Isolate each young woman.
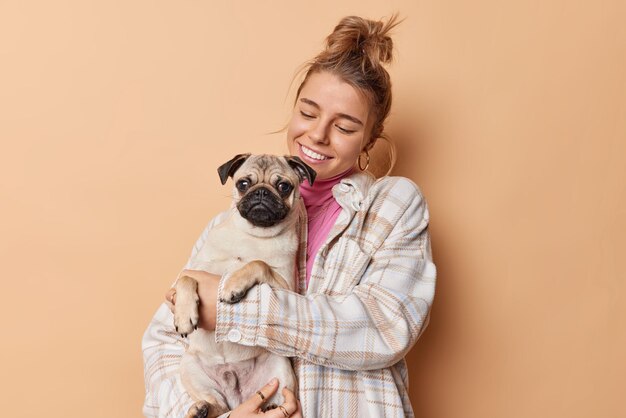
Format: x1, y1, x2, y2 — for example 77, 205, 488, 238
143, 15, 436, 418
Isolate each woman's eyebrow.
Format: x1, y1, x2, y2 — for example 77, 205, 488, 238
300, 97, 320, 109
337, 113, 363, 126
299, 97, 363, 126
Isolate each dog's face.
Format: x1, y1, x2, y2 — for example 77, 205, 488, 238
218, 154, 316, 228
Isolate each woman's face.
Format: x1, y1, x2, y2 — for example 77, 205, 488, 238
287, 71, 373, 180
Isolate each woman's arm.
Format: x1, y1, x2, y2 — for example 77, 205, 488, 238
213, 178, 436, 371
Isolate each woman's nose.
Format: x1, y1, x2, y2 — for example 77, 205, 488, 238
308, 122, 329, 144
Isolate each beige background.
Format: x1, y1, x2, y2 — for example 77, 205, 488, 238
1, 1, 624, 417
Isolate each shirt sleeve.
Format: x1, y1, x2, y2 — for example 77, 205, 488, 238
142, 304, 194, 418
142, 211, 231, 418
214, 178, 436, 371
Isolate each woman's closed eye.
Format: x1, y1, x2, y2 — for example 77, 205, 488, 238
335, 125, 356, 134
299, 108, 356, 134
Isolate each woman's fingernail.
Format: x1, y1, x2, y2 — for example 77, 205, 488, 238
268, 377, 278, 385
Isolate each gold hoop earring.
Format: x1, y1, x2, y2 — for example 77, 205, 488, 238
358, 150, 370, 171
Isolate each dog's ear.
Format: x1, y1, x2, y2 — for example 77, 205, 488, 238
285, 156, 316, 186
217, 153, 251, 185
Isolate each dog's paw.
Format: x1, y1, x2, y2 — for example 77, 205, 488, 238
220, 288, 248, 304
262, 387, 287, 412
220, 275, 254, 304
185, 401, 210, 418
185, 400, 228, 418
261, 403, 279, 412
174, 293, 199, 338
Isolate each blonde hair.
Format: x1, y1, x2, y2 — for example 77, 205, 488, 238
294, 15, 401, 174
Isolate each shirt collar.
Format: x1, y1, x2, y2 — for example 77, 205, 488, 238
331, 170, 376, 212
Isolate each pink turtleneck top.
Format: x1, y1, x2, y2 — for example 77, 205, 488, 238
299, 167, 355, 288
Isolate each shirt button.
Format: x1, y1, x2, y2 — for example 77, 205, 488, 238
227, 329, 242, 343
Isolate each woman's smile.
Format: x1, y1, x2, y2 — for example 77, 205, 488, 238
298, 143, 332, 163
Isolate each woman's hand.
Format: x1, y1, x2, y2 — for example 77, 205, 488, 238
230, 378, 302, 418
165, 269, 221, 331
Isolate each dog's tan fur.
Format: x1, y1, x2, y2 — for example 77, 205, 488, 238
173, 155, 311, 418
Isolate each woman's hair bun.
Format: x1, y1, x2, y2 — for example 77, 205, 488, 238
323, 15, 400, 69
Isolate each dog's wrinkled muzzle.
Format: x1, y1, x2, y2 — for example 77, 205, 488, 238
237, 187, 289, 227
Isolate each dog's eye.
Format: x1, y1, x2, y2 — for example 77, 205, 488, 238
277, 182, 293, 197
236, 179, 250, 192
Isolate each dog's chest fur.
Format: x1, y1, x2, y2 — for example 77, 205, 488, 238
184, 209, 298, 363
188, 210, 298, 282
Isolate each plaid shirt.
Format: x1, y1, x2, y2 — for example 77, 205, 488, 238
142, 171, 436, 418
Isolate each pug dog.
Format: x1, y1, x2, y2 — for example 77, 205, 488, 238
173, 153, 316, 418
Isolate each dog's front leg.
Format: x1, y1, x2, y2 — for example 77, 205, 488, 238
174, 275, 200, 337
221, 260, 289, 304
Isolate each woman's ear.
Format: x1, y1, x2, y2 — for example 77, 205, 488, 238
363, 137, 377, 152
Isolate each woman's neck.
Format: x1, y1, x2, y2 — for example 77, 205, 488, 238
299, 167, 355, 208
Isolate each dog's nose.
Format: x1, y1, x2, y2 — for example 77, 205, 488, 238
254, 188, 269, 198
